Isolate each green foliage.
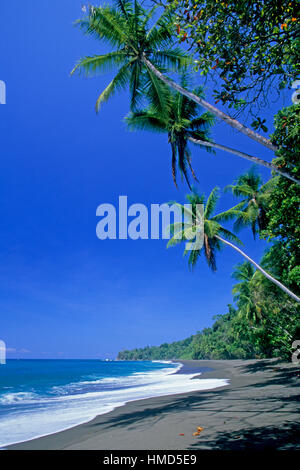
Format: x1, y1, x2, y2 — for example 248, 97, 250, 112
167, 187, 243, 271
225, 167, 272, 237
251, 118, 268, 133
117, 336, 195, 360
117, 261, 299, 362
125, 73, 215, 188
72, 0, 190, 113
260, 104, 300, 293
164, 0, 299, 113
74, 4, 300, 363
118, 105, 300, 363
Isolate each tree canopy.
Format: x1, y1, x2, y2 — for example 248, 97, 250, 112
161, 0, 299, 117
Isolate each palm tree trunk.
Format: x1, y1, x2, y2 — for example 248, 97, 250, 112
215, 235, 300, 303
188, 137, 300, 185
142, 54, 277, 152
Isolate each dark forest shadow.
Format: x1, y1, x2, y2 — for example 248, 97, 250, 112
188, 422, 300, 450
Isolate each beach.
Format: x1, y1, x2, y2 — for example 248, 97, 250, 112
6, 358, 300, 450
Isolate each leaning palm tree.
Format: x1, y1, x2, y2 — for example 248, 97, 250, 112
71, 0, 189, 115
125, 75, 215, 188
225, 167, 272, 238
167, 187, 300, 303
73, 2, 274, 151
72, 1, 299, 184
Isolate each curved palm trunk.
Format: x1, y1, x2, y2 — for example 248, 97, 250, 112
188, 137, 300, 185
142, 55, 277, 152
215, 235, 300, 303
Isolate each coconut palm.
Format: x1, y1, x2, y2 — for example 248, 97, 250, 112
232, 262, 262, 323
72, 1, 271, 148
126, 78, 299, 186
167, 187, 300, 303
72, 1, 300, 184
71, 0, 189, 115
125, 75, 215, 188
226, 167, 272, 238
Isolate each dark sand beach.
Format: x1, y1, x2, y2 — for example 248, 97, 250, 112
7, 359, 300, 450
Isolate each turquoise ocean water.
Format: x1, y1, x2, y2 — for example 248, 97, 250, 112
0, 359, 228, 447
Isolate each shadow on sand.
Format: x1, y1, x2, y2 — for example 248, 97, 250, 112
89, 360, 299, 450
188, 421, 300, 450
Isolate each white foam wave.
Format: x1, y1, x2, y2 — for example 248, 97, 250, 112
0, 392, 38, 405
0, 363, 228, 448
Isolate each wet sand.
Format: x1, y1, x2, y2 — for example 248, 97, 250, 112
7, 359, 300, 450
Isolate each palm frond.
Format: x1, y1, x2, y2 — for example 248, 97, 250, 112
115, 0, 133, 18
171, 141, 178, 188
218, 227, 243, 245
95, 62, 132, 112
225, 183, 256, 197
232, 262, 255, 281
76, 7, 128, 47
143, 66, 171, 117
129, 61, 143, 110
152, 49, 191, 71
185, 247, 201, 270
204, 186, 220, 218
71, 52, 127, 76
189, 112, 215, 130
177, 136, 191, 189
233, 214, 249, 233
212, 201, 247, 222
145, 9, 174, 48
125, 111, 166, 133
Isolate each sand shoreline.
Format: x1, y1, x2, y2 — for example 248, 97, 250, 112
6, 359, 300, 450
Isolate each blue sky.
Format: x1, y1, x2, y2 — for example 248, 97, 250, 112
0, 1, 291, 359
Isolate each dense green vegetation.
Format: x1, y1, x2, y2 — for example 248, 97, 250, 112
118, 105, 300, 361
118, 273, 299, 362
117, 298, 299, 361
161, 0, 299, 117
126, 73, 215, 188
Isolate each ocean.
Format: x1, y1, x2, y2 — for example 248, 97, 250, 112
0, 359, 228, 447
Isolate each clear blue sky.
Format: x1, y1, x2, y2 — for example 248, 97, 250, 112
0, 1, 291, 359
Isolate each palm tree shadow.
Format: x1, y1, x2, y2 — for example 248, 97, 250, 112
88, 361, 299, 450
239, 359, 283, 373
90, 388, 230, 430
188, 422, 300, 450
238, 360, 300, 388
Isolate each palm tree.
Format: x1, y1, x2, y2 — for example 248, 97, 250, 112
125, 75, 215, 188
71, 1, 272, 148
71, 0, 189, 115
142, 54, 277, 151
232, 262, 261, 323
225, 167, 271, 238
126, 77, 298, 186
72, 1, 300, 185
187, 137, 299, 184
167, 187, 300, 303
